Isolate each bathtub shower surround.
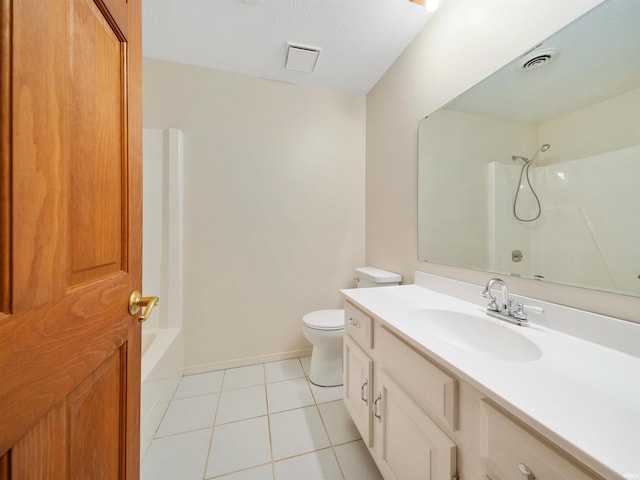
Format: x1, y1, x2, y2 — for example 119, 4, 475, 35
141, 128, 185, 460
488, 144, 640, 294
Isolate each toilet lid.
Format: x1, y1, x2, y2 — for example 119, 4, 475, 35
303, 309, 344, 331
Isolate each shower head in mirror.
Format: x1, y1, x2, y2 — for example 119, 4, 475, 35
512, 143, 551, 165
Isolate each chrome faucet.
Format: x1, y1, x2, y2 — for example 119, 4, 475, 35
481, 278, 529, 326
482, 278, 511, 315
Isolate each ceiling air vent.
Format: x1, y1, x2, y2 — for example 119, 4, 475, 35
285, 43, 321, 73
518, 48, 560, 72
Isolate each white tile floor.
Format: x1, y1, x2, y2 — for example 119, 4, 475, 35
141, 357, 384, 480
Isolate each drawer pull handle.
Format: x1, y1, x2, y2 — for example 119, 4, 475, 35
373, 394, 382, 422
360, 380, 369, 405
518, 463, 535, 480
348, 317, 360, 328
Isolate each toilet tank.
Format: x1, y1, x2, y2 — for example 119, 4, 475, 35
354, 267, 402, 288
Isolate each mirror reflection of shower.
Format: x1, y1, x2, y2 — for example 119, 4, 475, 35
511, 144, 551, 222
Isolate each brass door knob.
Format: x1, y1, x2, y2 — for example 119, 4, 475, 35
128, 291, 159, 323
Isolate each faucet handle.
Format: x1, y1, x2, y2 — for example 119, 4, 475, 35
481, 288, 499, 311
486, 296, 499, 312
488, 299, 500, 312
512, 302, 528, 321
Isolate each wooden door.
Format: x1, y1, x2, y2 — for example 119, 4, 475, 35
0, 0, 142, 478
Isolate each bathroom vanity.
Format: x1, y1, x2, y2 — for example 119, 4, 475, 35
342, 273, 640, 480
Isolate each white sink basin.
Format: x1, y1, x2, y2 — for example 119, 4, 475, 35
407, 309, 543, 362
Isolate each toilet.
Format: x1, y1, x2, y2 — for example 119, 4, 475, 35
302, 267, 402, 387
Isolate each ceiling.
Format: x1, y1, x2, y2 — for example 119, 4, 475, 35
142, 0, 438, 95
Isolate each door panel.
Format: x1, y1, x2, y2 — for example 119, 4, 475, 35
11, 404, 66, 479
69, 0, 126, 287
0, 0, 142, 478
0, 454, 8, 480
10, 0, 69, 311
9, 347, 126, 479
67, 350, 123, 479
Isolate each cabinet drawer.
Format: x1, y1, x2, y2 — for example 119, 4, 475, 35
344, 301, 373, 350
377, 326, 457, 431
484, 401, 602, 480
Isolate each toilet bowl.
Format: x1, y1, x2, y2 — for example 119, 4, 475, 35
303, 309, 345, 387
302, 267, 402, 387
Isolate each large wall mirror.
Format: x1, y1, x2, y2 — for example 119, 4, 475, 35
418, 0, 640, 297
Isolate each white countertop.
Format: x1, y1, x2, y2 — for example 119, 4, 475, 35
341, 283, 640, 480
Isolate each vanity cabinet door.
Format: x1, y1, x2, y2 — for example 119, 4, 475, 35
344, 334, 374, 447
374, 370, 457, 480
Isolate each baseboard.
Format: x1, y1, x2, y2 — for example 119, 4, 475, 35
183, 348, 314, 376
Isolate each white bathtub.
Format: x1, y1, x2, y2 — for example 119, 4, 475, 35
140, 328, 184, 461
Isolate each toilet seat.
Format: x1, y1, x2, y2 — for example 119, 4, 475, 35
302, 309, 344, 331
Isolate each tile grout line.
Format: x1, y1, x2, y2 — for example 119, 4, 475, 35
207, 363, 271, 479
262, 361, 277, 480
208, 462, 273, 479
312, 382, 348, 480
270, 358, 306, 479
201, 368, 226, 480
148, 376, 182, 445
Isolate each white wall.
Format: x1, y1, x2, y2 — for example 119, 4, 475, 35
540, 87, 640, 163
366, 0, 640, 322
143, 59, 366, 371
